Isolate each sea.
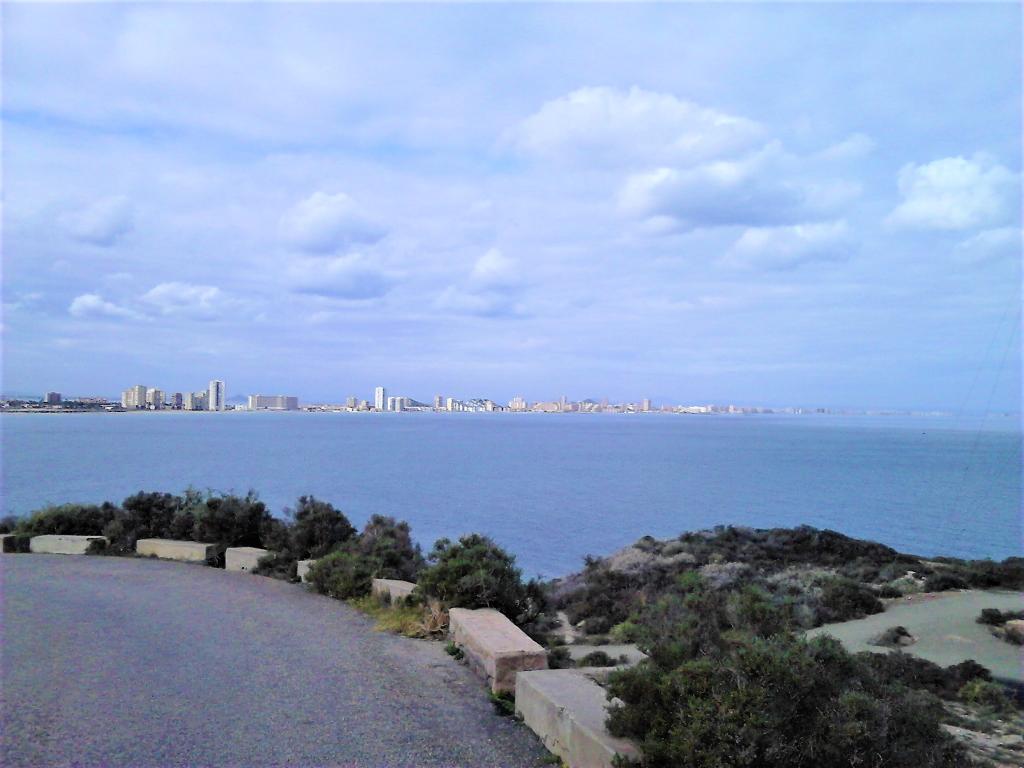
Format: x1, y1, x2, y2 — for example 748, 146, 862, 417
1, 412, 1020, 577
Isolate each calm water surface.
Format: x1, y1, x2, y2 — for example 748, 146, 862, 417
2, 412, 1020, 576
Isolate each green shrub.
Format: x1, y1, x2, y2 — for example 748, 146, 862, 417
923, 572, 969, 592
488, 691, 516, 717
101, 490, 199, 554
547, 646, 573, 669
191, 491, 271, 550
610, 620, 642, 643
578, 650, 617, 667
607, 634, 969, 768
959, 679, 1014, 713
347, 515, 425, 582
858, 653, 990, 700
16, 502, 120, 537
288, 496, 356, 559
818, 577, 884, 622
417, 533, 544, 624
977, 608, 1024, 626
308, 549, 375, 599
445, 641, 464, 660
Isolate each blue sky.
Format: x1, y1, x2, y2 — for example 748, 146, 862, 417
2, 2, 1020, 410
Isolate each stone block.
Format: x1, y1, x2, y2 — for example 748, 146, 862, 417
297, 559, 315, 583
515, 669, 640, 768
1004, 619, 1024, 645
225, 547, 272, 573
136, 538, 216, 563
448, 607, 548, 693
371, 578, 417, 604
29, 534, 108, 555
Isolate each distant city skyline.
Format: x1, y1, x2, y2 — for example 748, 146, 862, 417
2, 3, 1020, 412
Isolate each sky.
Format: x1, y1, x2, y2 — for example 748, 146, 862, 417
1, 2, 1021, 411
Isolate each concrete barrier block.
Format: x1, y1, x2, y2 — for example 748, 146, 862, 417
29, 534, 108, 555
448, 607, 548, 694
136, 538, 216, 563
371, 578, 416, 603
225, 547, 272, 573
297, 559, 315, 583
515, 669, 640, 768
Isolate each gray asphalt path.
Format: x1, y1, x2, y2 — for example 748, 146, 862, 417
0, 555, 550, 767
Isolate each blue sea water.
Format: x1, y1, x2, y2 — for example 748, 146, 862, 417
1, 412, 1020, 577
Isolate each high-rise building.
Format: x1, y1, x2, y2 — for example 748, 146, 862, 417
345, 396, 358, 409
642, 398, 652, 412
146, 388, 164, 410
44, 392, 62, 405
374, 386, 387, 411
509, 395, 527, 411
122, 384, 148, 409
208, 380, 225, 411
433, 394, 443, 410
185, 391, 208, 411
168, 392, 183, 410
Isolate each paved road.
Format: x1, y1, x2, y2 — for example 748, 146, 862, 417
0, 555, 550, 767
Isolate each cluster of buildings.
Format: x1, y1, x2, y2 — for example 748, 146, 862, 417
306, 387, 806, 416
118, 381, 302, 412
121, 380, 225, 411
8, 384, 927, 418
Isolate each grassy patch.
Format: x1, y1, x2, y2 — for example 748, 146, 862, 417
348, 595, 447, 639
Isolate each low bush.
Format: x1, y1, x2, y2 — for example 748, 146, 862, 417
308, 550, 375, 599
959, 679, 1014, 713
870, 625, 914, 648
417, 533, 545, 625
818, 577, 885, 622
578, 650, 617, 667
923, 572, 969, 592
547, 646, 573, 669
488, 691, 516, 717
347, 515, 425, 582
977, 608, 1024, 626
605, 576, 971, 768
289, 496, 357, 560
15, 502, 120, 537
856, 652, 989, 700
445, 641, 464, 660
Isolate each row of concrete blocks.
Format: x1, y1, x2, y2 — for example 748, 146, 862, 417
137, 539, 275, 572
444, 605, 637, 767
3, 535, 275, 574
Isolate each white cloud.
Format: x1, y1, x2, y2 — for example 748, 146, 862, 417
511, 86, 763, 166
288, 254, 395, 300
953, 227, 1022, 265
436, 248, 526, 317
723, 220, 852, 270
887, 155, 1018, 231
279, 192, 385, 254
468, 248, 523, 292
619, 145, 816, 231
68, 293, 138, 320
141, 282, 223, 316
60, 196, 134, 246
